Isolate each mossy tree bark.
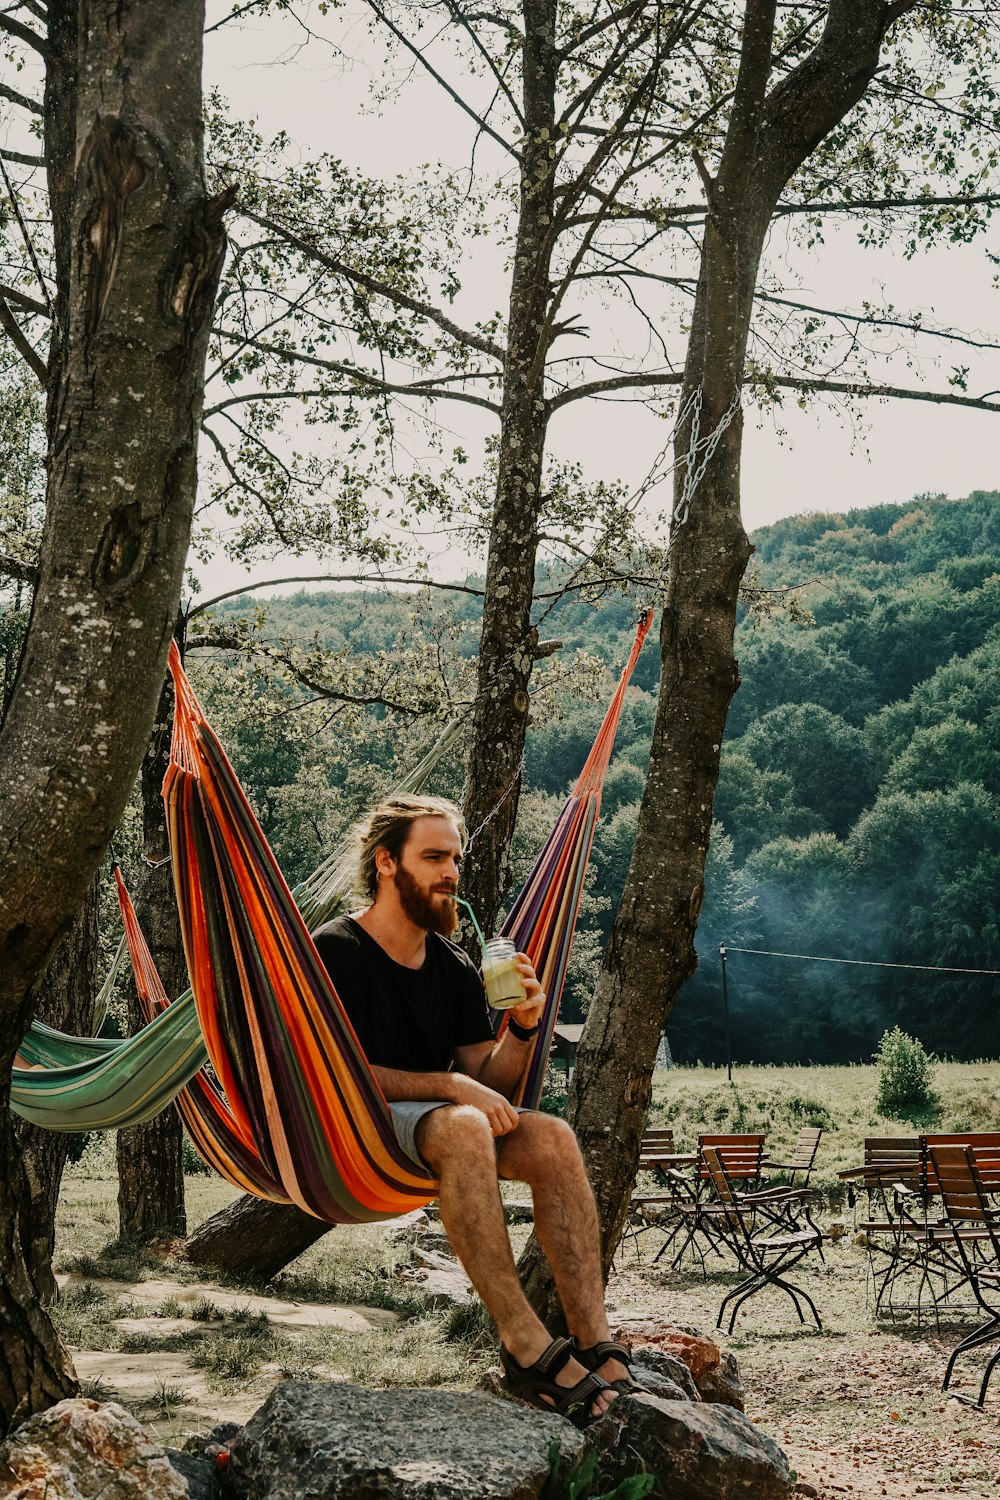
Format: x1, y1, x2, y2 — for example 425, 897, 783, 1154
0, 0, 229, 1425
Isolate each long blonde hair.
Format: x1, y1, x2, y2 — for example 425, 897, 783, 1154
355, 794, 466, 900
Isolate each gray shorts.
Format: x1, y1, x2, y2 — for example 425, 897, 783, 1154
389, 1100, 451, 1175
389, 1099, 530, 1174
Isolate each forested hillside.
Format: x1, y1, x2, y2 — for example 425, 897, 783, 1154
199, 490, 1000, 1066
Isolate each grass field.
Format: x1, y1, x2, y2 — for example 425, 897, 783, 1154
646, 1060, 1000, 1200
51, 1061, 1000, 1499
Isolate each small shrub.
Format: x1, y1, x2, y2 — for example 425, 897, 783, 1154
186, 1294, 221, 1322
874, 1028, 939, 1119
539, 1065, 569, 1117
153, 1381, 191, 1419
66, 1130, 117, 1179
181, 1133, 211, 1176
542, 1442, 654, 1500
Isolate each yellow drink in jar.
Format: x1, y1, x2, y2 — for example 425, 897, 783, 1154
482, 937, 527, 1010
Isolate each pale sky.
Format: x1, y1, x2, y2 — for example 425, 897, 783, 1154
199, 5, 998, 594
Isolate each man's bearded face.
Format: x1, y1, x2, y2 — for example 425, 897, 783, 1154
394, 857, 459, 937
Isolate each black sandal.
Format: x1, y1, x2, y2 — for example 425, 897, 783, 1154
572, 1337, 641, 1394
500, 1337, 612, 1428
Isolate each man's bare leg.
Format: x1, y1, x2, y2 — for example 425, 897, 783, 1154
496, 1113, 631, 1390
417, 1104, 616, 1415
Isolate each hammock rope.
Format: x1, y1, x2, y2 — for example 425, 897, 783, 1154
498, 610, 653, 1105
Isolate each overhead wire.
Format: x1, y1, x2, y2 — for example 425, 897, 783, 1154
723, 945, 1000, 978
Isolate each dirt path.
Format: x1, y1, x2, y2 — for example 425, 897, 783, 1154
57, 1272, 400, 1441
608, 1250, 1000, 1500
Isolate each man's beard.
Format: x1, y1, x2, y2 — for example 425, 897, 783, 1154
395, 862, 459, 937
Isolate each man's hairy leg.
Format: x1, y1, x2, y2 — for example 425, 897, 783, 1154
417, 1104, 615, 1414
496, 1113, 630, 1391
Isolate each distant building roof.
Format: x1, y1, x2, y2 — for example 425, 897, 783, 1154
553, 1023, 584, 1044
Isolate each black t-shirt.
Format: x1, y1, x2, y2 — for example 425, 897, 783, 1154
312, 915, 494, 1072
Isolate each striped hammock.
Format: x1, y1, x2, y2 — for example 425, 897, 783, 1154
10, 722, 462, 1132
160, 612, 652, 1223
496, 613, 653, 1105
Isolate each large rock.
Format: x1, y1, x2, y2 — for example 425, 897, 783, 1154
226, 1380, 585, 1500
615, 1321, 744, 1408
406, 1245, 475, 1308
629, 1349, 700, 1403
696, 1351, 745, 1413
168, 1421, 243, 1500
163, 1447, 214, 1500
0, 1399, 188, 1500
586, 1393, 792, 1500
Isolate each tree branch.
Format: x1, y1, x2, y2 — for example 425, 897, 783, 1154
204, 0, 273, 34
239, 207, 506, 363
445, 0, 524, 124
0, 11, 47, 56
548, 368, 681, 411
548, 367, 1000, 415
754, 289, 1000, 354
0, 149, 45, 168
0, 283, 49, 319
13, 0, 47, 24
774, 191, 1000, 218
0, 79, 42, 115
362, 0, 519, 160
763, 375, 1000, 413
559, 0, 645, 60
0, 553, 37, 586
211, 326, 502, 414
186, 573, 487, 620
0, 294, 46, 383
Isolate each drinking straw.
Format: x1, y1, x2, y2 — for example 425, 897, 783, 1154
452, 896, 489, 953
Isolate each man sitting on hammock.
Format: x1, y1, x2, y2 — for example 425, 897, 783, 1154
313, 793, 634, 1428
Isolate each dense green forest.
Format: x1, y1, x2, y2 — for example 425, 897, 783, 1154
196, 489, 1000, 1066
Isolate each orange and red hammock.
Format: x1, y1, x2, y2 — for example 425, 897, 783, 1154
123, 613, 653, 1224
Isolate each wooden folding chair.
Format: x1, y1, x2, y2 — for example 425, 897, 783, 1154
849, 1136, 924, 1314
754, 1127, 825, 1244
872, 1133, 1000, 1326
898, 1133, 1000, 1322
627, 1128, 690, 1261
702, 1147, 824, 1334
927, 1144, 1000, 1407
763, 1125, 823, 1189
660, 1133, 766, 1270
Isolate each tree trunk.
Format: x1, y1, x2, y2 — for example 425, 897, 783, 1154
0, 0, 228, 1425
14, 878, 100, 1304
184, 1195, 330, 1282
460, 0, 558, 935
521, 0, 915, 1320
117, 671, 188, 1242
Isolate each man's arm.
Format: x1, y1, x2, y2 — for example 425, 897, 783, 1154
372, 1063, 520, 1135
373, 953, 547, 1134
